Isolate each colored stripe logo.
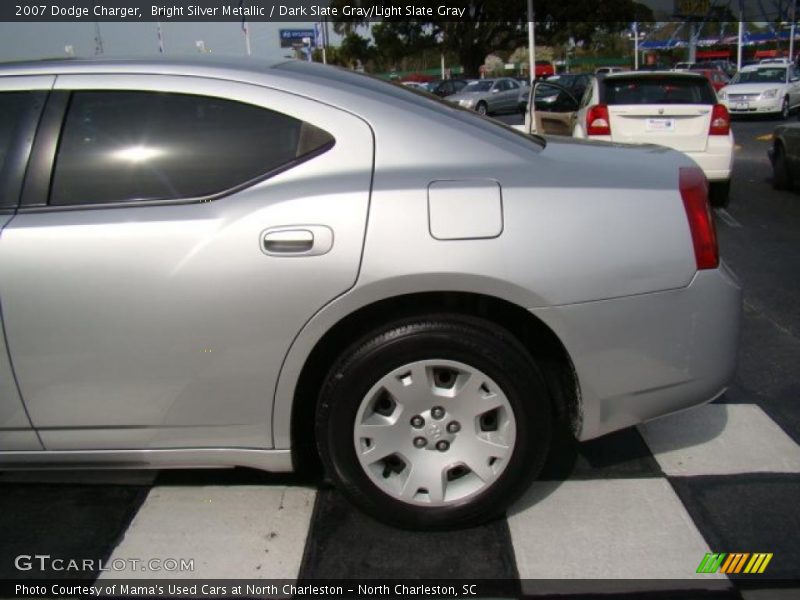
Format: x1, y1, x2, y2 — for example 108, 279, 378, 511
697, 553, 773, 574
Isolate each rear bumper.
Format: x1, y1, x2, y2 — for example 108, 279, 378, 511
531, 263, 742, 441
585, 135, 733, 182
685, 148, 733, 181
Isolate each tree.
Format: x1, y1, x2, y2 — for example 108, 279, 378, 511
329, 0, 654, 76
371, 22, 438, 71
337, 32, 373, 69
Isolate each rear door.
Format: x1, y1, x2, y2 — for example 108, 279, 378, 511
0, 77, 51, 451
529, 81, 580, 135
0, 74, 373, 451
602, 75, 716, 152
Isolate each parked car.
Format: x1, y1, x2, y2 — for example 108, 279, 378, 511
428, 78, 469, 98
690, 68, 731, 92
673, 62, 699, 71
0, 57, 741, 529
768, 122, 800, 190
518, 73, 592, 114
521, 80, 583, 136
595, 66, 628, 75
698, 60, 737, 78
718, 64, 800, 119
534, 60, 556, 78
759, 57, 791, 65
445, 77, 522, 115
401, 81, 430, 91
568, 71, 734, 206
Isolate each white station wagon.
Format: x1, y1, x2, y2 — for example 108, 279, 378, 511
573, 72, 734, 207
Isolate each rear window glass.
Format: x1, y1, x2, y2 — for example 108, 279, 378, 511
464, 81, 493, 92
51, 91, 334, 206
602, 77, 717, 105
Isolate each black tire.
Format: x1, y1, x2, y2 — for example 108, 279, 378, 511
476, 101, 488, 116
780, 96, 790, 120
709, 180, 731, 208
772, 143, 793, 190
315, 315, 553, 530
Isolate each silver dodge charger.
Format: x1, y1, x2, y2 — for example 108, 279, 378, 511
0, 57, 741, 528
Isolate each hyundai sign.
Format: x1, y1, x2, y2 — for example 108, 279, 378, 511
279, 28, 315, 48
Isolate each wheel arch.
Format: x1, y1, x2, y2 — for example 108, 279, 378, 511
279, 290, 581, 475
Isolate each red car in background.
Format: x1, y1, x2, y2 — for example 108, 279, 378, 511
535, 60, 555, 78
690, 68, 730, 92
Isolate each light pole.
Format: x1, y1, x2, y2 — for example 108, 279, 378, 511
790, 0, 797, 63
737, 0, 744, 71
527, 0, 535, 83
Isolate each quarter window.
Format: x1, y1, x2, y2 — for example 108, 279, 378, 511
1, 91, 44, 209
51, 91, 334, 206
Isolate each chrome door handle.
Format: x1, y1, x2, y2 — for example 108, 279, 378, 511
261, 226, 333, 257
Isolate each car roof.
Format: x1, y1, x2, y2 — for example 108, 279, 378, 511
604, 70, 706, 79
741, 64, 787, 72
0, 56, 542, 148
0, 55, 289, 78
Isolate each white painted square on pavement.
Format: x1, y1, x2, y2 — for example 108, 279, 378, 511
507, 479, 724, 584
638, 404, 800, 476
100, 486, 316, 579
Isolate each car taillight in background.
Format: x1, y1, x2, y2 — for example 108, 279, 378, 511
587, 104, 611, 136
709, 104, 730, 135
679, 166, 719, 270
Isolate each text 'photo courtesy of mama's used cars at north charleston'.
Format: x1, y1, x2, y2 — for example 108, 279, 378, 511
0, 57, 740, 530
524, 71, 735, 207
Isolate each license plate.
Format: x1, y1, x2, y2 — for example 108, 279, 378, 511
646, 118, 675, 131
734, 102, 749, 110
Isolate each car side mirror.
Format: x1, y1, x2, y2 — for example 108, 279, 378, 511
491, 88, 500, 93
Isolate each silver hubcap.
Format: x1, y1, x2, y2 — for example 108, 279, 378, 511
353, 359, 516, 506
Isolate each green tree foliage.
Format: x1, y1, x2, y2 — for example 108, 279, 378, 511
372, 22, 438, 68
337, 32, 373, 68
329, 0, 654, 76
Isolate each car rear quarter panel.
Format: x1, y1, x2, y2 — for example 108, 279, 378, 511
273, 95, 710, 447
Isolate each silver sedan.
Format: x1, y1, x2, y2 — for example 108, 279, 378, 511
445, 77, 523, 115
0, 57, 741, 529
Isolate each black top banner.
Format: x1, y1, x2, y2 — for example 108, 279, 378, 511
0, 0, 795, 23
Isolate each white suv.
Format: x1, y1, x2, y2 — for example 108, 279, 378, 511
573, 71, 734, 206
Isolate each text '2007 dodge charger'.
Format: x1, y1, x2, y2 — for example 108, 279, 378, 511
0, 58, 741, 528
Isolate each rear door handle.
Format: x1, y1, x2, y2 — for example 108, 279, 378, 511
261, 226, 333, 257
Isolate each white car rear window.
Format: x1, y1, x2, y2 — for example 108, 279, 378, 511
602, 77, 717, 105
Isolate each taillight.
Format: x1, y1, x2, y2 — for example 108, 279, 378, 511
709, 103, 730, 135
679, 167, 719, 270
586, 104, 611, 136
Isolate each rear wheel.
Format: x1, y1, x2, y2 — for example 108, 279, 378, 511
316, 316, 552, 529
772, 143, 793, 190
709, 180, 731, 208
476, 102, 488, 116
